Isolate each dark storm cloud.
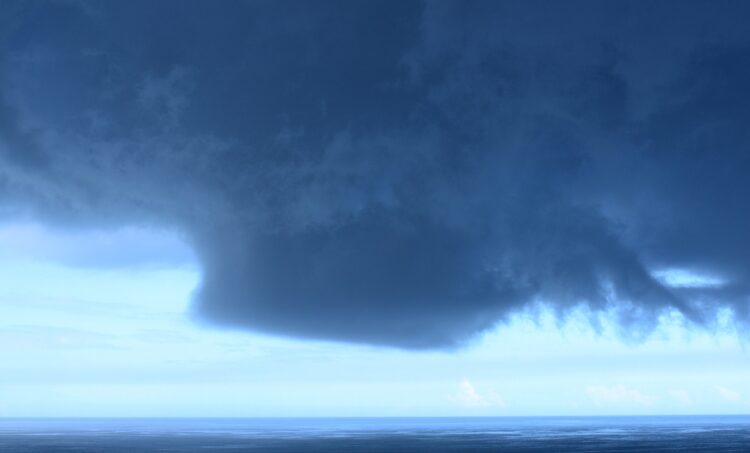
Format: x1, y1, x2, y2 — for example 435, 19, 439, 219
1, 0, 749, 348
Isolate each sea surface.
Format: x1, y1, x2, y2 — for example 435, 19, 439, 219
0, 416, 749, 452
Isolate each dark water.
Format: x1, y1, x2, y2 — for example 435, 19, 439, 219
1, 416, 749, 452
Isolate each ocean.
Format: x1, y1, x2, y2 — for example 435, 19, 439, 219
0, 416, 749, 452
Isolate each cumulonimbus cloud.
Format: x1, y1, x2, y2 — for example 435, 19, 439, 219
1, 1, 749, 348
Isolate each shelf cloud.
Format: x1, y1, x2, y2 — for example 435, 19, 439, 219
1, 1, 749, 348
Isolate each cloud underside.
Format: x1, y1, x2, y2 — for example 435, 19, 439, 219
1, 1, 750, 348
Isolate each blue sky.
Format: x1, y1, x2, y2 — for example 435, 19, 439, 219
1, 222, 748, 417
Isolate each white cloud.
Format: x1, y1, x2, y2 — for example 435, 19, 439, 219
586, 384, 656, 406
653, 268, 726, 289
668, 389, 692, 405
452, 379, 506, 408
715, 386, 741, 402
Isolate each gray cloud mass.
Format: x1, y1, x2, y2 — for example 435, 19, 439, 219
1, 1, 749, 348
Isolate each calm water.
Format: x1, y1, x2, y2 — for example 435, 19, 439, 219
1, 416, 749, 452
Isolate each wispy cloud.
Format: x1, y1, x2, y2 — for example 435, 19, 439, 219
452, 379, 506, 408
0, 325, 120, 350
0, 222, 195, 269
715, 386, 741, 402
668, 389, 692, 405
586, 385, 656, 406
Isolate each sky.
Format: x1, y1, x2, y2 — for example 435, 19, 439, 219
0, 221, 748, 417
2, 0, 750, 416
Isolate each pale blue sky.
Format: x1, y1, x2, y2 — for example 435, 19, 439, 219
0, 222, 748, 417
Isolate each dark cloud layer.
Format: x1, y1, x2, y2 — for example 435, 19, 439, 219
1, 1, 750, 348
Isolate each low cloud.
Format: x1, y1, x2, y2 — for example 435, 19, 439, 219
1, 1, 749, 348
452, 379, 506, 408
668, 389, 692, 405
0, 222, 195, 268
586, 385, 656, 407
715, 386, 741, 403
